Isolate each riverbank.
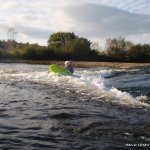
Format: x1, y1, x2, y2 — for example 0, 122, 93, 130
0, 59, 150, 69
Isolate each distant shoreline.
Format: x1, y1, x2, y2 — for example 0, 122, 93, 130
0, 59, 150, 69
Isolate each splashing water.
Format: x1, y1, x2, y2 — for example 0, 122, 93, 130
0, 64, 149, 107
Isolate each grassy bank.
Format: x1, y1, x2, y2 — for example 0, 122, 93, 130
73, 62, 150, 69
0, 59, 150, 69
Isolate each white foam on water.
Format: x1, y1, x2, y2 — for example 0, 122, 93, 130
47, 69, 149, 107
0, 68, 149, 107
73, 70, 149, 107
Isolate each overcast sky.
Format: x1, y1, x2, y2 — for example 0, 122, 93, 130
0, 0, 150, 46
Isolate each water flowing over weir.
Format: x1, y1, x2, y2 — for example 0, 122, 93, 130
0, 63, 150, 150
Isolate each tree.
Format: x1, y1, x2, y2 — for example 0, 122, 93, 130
7, 28, 17, 41
106, 37, 133, 60
7, 28, 18, 50
127, 44, 150, 62
47, 32, 93, 60
47, 32, 77, 51
63, 38, 92, 60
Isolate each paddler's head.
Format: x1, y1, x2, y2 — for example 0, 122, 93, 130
65, 61, 72, 67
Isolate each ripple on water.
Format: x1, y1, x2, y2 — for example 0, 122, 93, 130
0, 64, 150, 149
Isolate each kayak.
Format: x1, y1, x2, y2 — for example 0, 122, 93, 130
49, 64, 73, 76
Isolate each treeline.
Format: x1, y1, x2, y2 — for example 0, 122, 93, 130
105, 37, 150, 62
0, 32, 150, 62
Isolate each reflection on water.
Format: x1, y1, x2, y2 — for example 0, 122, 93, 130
0, 63, 150, 150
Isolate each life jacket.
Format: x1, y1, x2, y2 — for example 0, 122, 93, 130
68, 67, 74, 73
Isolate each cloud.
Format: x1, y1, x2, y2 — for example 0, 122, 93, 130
0, 0, 150, 45
62, 3, 150, 39
16, 25, 52, 39
0, 23, 10, 31
0, 0, 21, 9
87, 0, 150, 15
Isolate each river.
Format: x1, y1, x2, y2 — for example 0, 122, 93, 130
0, 63, 150, 150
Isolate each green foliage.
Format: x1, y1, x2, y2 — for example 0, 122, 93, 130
0, 33, 150, 62
106, 37, 133, 60
0, 41, 5, 49
9, 50, 22, 59
47, 32, 77, 51
65, 38, 91, 54
47, 32, 94, 60
105, 37, 150, 62
127, 44, 150, 62
22, 44, 54, 60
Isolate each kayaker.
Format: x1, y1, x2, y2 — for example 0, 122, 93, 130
64, 61, 74, 73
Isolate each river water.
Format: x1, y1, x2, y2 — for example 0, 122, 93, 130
0, 63, 150, 150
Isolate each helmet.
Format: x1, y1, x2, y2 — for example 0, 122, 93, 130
65, 61, 72, 67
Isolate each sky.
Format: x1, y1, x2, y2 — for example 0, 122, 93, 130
0, 0, 150, 47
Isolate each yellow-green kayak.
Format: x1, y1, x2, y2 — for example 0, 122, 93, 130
49, 64, 73, 76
